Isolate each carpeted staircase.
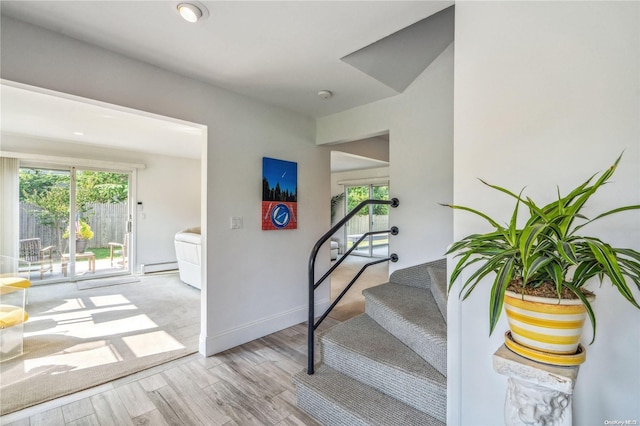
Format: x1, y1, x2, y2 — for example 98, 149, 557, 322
293, 259, 447, 425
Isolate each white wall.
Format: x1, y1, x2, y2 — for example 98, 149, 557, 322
134, 154, 201, 268
452, 2, 640, 424
1, 17, 331, 356
1, 133, 201, 272
317, 44, 454, 273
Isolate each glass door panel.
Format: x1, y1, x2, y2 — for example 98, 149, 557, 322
344, 184, 389, 257
345, 185, 371, 256
74, 169, 131, 278
371, 185, 389, 258
19, 167, 71, 283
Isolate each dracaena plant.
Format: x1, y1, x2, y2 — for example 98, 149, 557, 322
443, 154, 640, 342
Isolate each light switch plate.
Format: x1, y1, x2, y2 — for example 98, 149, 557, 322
231, 216, 243, 229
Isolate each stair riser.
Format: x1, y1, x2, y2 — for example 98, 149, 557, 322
366, 299, 447, 377
389, 263, 431, 289
293, 367, 445, 426
296, 383, 368, 426
322, 340, 446, 422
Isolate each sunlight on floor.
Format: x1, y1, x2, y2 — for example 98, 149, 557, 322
1, 274, 200, 416
49, 298, 87, 312
23, 341, 123, 373
21, 293, 185, 372
20, 295, 183, 373
122, 330, 185, 357
27, 311, 158, 339
42, 295, 131, 315
89, 294, 130, 307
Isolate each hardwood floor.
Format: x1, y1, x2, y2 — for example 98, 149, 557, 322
1, 319, 339, 426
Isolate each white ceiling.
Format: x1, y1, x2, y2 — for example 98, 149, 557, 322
0, 0, 453, 118
1, 83, 205, 159
0, 1, 453, 165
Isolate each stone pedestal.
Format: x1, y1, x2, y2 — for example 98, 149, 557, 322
493, 345, 580, 426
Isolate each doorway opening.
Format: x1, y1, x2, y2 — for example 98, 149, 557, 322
329, 133, 390, 260
3, 81, 208, 368
328, 133, 390, 321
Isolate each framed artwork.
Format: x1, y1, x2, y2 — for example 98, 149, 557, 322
262, 157, 298, 230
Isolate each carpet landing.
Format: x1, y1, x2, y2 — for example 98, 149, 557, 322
0, 273, 200, 415
328, 255, 389, 322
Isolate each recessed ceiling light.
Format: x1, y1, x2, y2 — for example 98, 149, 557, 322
177, 3, 203, 23
318, 90, 333, 100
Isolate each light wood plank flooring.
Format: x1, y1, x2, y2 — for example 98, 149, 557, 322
1, 319, 338, 426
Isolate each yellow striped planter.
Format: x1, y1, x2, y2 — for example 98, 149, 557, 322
504, 290, 594, 361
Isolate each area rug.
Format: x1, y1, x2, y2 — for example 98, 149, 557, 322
0, 272, 200, 415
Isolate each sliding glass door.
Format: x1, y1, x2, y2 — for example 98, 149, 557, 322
74, 169, 131, 278
19, 165, 131, 282
344, 184, 390, 258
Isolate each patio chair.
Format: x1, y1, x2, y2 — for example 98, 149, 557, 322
109, 233, 129, 268
18, 238, 54, 280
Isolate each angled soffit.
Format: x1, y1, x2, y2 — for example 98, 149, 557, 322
331, 151, 389, 173
341, 5, 454, 93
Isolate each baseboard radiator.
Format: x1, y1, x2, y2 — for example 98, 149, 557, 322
140, 262, 178, 274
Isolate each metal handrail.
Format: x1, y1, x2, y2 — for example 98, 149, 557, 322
313, 228, 398, 291
307, 198, 399, 374
312, 254, 398, 332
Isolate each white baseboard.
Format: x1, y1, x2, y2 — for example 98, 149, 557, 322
199, 299, 331, 357
140, 261, 178, 274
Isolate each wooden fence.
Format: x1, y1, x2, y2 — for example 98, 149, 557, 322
19, 202, 128, 252
345, 215, 389, 235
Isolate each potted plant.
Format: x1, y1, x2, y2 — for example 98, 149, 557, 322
443, 154, 640, 365
331, 193, 345, 224
63, 220, 94, 253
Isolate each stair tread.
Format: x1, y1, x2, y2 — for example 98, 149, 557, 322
364, 283, 447, 341
388, 259, 446, 290
364, 283, 446, 375
322, 313, 445, 382
293, 365, 445, 426
321, 314, 446, 422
